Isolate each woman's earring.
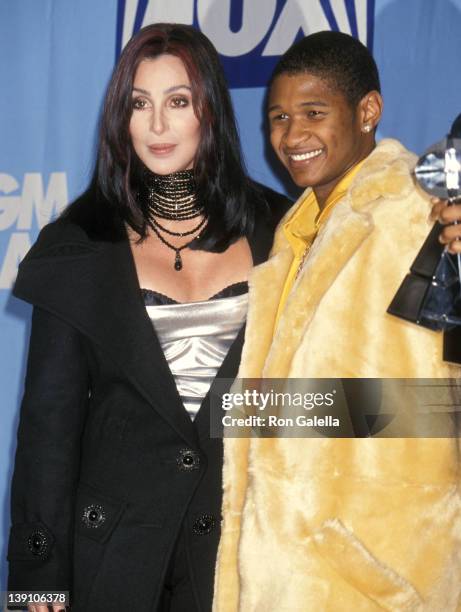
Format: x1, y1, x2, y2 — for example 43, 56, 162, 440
362, 124, 372, 133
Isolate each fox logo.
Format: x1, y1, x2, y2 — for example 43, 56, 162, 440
116, 0, 374, 88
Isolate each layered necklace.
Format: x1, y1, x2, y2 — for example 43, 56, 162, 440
141, 168, 206, 271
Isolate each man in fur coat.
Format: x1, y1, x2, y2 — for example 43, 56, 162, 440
213, 32, 461, 611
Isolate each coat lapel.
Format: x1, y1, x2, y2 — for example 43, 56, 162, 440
244, 139, 419, 378
14, 207, 282, 446
264, 202, 373, 377
237, 249, 293, 378
14, 234, 199, 448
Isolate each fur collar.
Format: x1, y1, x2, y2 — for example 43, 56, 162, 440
239, 139, 419, 379
271, 139, 417, 255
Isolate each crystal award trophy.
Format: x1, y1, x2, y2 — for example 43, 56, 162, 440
388, 114, 461, 331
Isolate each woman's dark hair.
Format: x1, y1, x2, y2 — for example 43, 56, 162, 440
270, 31, 381, 107
93, 23, 260, 250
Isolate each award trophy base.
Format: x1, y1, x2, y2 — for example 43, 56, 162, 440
388, 222, 461, 331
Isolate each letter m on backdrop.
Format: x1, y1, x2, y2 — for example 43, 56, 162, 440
116, 0, 375, 88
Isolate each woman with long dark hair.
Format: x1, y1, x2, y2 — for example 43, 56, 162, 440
7, 24, 289, 612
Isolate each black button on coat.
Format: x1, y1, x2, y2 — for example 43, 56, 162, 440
7, 185, 291, 611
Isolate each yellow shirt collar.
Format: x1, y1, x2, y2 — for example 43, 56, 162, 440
283, 159, 366, 258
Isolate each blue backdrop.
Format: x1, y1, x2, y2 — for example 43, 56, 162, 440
1, 0, 461, 588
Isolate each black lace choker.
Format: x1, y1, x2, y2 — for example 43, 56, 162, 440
139, 168, 206, 271
142, 168, 203, 221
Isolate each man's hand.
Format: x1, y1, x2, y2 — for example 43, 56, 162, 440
430, 197, 461, 253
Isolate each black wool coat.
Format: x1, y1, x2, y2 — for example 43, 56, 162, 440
7, 185, 291, 612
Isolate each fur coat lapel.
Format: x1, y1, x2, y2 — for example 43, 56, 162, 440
239, 139, 418, 379
237, 249, 292, 377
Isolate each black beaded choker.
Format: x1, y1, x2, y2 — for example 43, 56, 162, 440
140, 168, 206, 271
143, 168, 203, 221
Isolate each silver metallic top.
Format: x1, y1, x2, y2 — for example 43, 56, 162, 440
145, 293, 248, 420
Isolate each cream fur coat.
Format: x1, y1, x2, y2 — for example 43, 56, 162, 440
213, 140, 461, 611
